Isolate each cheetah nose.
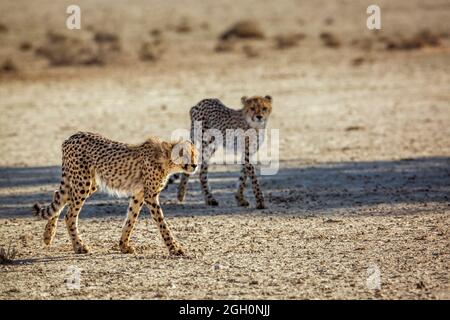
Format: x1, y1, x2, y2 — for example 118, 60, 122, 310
256, 115, 263, 120
191, 164, 197, 169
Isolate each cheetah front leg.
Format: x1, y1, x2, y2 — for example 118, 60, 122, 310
145, 192, 185, 256
119, 191, 144, 254
237, 140, 265, 209
245, 162, 266, 209
65, 204, 90, 254
235, 164, 250, 207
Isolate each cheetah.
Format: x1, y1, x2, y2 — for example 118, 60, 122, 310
177, 95, 272, 209
32, 132, 198, 255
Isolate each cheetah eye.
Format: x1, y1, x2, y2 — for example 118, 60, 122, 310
262, 107, 267, 112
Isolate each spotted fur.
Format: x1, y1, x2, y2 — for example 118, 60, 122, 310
177, 95, 272, 209
32, 132, 198, 255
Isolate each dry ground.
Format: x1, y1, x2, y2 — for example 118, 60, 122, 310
0, 0, 449, 299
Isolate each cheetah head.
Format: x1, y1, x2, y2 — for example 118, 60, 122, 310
241, 95, 273, 128
168, 140, 199, 174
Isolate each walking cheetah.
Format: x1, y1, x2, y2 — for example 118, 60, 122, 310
32, 132, 198, 255
177, 95, 272, 209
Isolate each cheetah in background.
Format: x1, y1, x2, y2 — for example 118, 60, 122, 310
32, 132, 198, 255
178, 95, 273, 209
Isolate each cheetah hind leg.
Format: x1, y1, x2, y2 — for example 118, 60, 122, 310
41, 179, 70, 245
199, 142, 219, 206
65, 179, 95, 254
43, 216, 59, 245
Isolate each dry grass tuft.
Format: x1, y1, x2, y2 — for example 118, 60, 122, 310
139, 40, 165, 62
242, 44, 259, 58
19, 41, 32, 51
351, 38, 374, 51
35, 30, 122, 66
150, 28, 162, 37
0, 59, 18, 73
274, 33, 305, 49
174, 18, 192, 33
350, 57, 365, 67
214, 39, 236, 53
385, 30, 442, 50
93, 31, 120, 44
0, 242, 17, 265
220, 20, 265, 41
0, 22, 9, 33
320, 32, 341, 48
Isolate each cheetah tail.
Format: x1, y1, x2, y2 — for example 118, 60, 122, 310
33, 183, 69, 220
177, 173, 190, 202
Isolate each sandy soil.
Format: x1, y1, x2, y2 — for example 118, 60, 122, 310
0, 0, 449, 299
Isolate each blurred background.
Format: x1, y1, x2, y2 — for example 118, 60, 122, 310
0, 0, 449, 167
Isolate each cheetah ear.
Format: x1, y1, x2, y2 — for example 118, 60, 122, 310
265, 95, 272, 103
241, 96, 248, 105
161, 141, 173, 160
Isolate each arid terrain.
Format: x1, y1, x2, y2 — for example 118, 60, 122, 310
0, 0, 449, 299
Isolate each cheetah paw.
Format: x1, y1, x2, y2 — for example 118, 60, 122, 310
256, 203, 267, 210
43, 236, 54, 246
170, 246, 186, 256
206, 199, 219, 206
236, 198, 250, 207
120, 244, 136, 254
74, 244, 91, 254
